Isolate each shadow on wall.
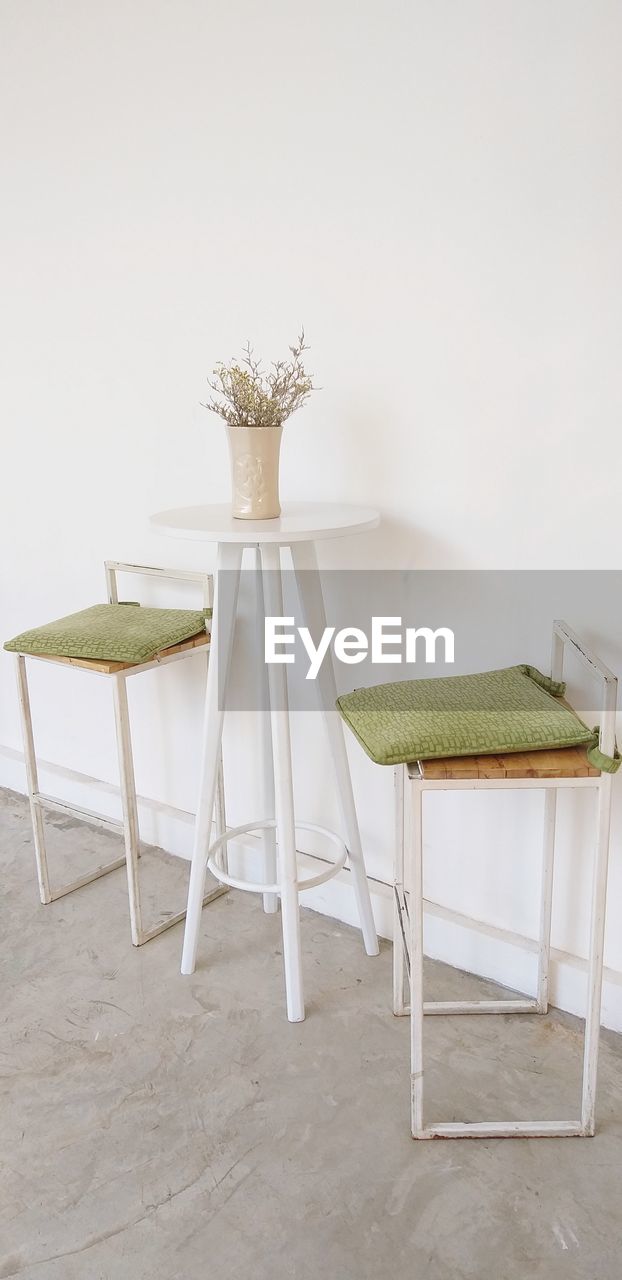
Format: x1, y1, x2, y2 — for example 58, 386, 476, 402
318, 515, 469, 572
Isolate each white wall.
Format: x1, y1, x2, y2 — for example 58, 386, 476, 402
2, 1, 622, 1025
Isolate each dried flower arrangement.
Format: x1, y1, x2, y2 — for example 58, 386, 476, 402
204, 331, 315, 429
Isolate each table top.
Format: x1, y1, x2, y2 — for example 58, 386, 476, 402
150, 502, 380, 545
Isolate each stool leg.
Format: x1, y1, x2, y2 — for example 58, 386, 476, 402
181, 542, 243, 975
15, 655, 51, 904
393, 765, 407, 1015
406, 783, 427, 1136
537, 789, 557, 1013
112, 673, 143, 946
581, 774, 613, 1135
409, 780, 425, 1137
262, 543, 304, 1022
290, 542, 379, 957
255, 547, 278, 914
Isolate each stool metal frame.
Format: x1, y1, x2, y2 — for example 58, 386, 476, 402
393, 621, 617, 1138
13, 561, 227, 946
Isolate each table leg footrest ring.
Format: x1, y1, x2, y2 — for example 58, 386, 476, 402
206, 819, 348, 894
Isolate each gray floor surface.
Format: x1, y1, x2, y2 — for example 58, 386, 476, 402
1, 786, 622, 1280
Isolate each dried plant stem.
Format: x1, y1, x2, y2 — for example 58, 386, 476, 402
204, 331, 315, 429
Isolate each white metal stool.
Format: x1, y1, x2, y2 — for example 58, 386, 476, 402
393, 622, 617, 1138
8, 562, 227, 946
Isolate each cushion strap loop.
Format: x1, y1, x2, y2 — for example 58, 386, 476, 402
520, 665, 566, 699
587, 733, 622, 774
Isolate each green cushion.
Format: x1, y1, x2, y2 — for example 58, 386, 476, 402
337, 665, 599, 767
4, 603, 210, 665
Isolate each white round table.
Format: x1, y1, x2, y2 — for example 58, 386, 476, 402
150, 501, 379, 543
151, 502, 380, 1022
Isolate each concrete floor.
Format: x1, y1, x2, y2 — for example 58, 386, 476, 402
1, 789, 622, 1280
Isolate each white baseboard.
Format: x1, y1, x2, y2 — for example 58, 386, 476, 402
2, 744, 622, 1034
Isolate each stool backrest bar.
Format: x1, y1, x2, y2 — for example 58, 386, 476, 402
104, 561, 213, 612
553, 620, 618, 758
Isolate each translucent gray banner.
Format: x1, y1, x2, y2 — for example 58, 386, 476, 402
216, 570, 622, 714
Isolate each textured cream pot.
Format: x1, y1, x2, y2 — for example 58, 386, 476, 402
226, 424, 283, 519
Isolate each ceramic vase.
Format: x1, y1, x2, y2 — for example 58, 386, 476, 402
226, 424, 283, 519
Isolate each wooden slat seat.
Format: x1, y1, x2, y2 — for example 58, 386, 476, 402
32, 629, 209, 675
410, 745, 600, 781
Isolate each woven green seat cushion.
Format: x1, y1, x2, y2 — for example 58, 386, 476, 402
4, 603, 210, 665
337, 664, 619, 771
